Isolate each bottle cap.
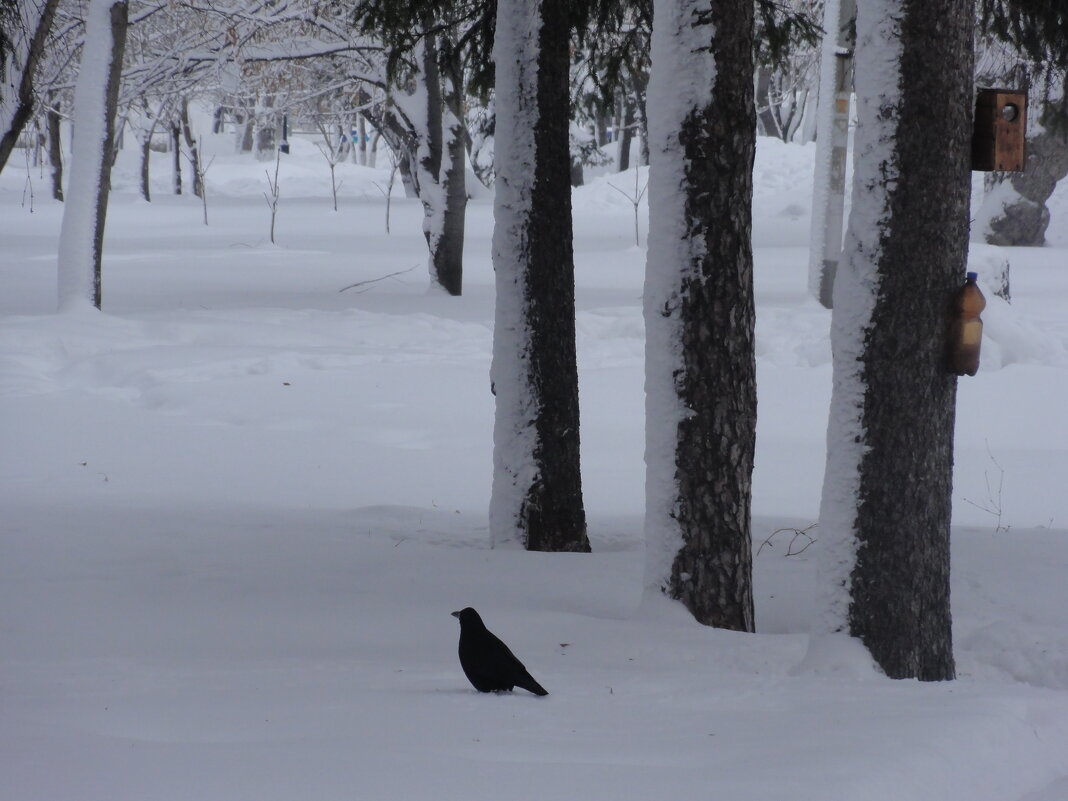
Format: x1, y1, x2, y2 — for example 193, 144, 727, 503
966, 271, 978, 281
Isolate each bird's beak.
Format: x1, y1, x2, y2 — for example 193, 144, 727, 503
451, 610, 461, 619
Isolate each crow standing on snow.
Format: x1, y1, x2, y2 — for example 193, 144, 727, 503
451, 607, 549, 696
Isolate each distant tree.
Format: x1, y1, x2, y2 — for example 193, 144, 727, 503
643, 0, 757, 630
816, 0, 973, 680
753, 0, 821, 142
356, 0, 493, 296
489, 0, 590, 553
0, 0, 61, 172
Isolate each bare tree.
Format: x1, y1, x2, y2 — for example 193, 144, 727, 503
0, 0, 61, 172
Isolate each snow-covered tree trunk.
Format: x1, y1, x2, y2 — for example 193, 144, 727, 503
56, 0, 128, 312
807, 0, 856, 309
414, 33, 466, 296
643, 0, 757, 629
816, 0, 972, 680
0, 0, 61, 172
179, 98, 202, 199
490, 0, 589, 553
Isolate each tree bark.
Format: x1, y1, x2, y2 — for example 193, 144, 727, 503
92, 1, 128, 307
644, 0, 757, 630
490, 0, 590, 553
139, 132, 152, 202
413, 31, 466, 296
0, 0, 61, 172
179, 98, 203, 198
56, 0, 128, 311
47, 96, 63, 201
808, 0, 857, 309
616, 95, 635, 172
171, 122, 182, 195
819, 0, 971, 681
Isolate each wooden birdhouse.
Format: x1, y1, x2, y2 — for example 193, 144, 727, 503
972, 88, 1027, 172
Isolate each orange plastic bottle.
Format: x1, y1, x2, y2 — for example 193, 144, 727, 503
949, 272, 986, 376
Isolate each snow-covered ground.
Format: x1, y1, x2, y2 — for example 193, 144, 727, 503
2, 131, 1067, 800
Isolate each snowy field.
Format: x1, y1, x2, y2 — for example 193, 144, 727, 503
2, 131, 1068, 800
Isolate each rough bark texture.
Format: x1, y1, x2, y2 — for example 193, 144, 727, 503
518, 0, 589, 553
982, 131, 1068, 246
433, 51, 466, 296
666, 0, 757, 631
848, 0, 971, 681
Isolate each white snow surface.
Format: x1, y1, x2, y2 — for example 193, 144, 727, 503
3, 120, 1068, 800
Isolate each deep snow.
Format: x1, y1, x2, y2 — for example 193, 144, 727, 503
2, 127, 1068, 801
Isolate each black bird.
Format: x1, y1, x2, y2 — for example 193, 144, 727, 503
451, 607, 549, 696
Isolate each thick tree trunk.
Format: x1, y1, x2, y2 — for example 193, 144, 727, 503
818, 0, 971, 681
490, 0, 590, 553
644, 0, 757, 630
56, 0, 128, 311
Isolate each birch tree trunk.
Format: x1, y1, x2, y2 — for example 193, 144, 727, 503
490, 0, 589, 553
643, 0, 757, 629
816, 0, 972, 681
56, 0, 128, 312
807, 0, 856, 309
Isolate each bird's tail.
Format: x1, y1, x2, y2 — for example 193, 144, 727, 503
517, 672, 549, 696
